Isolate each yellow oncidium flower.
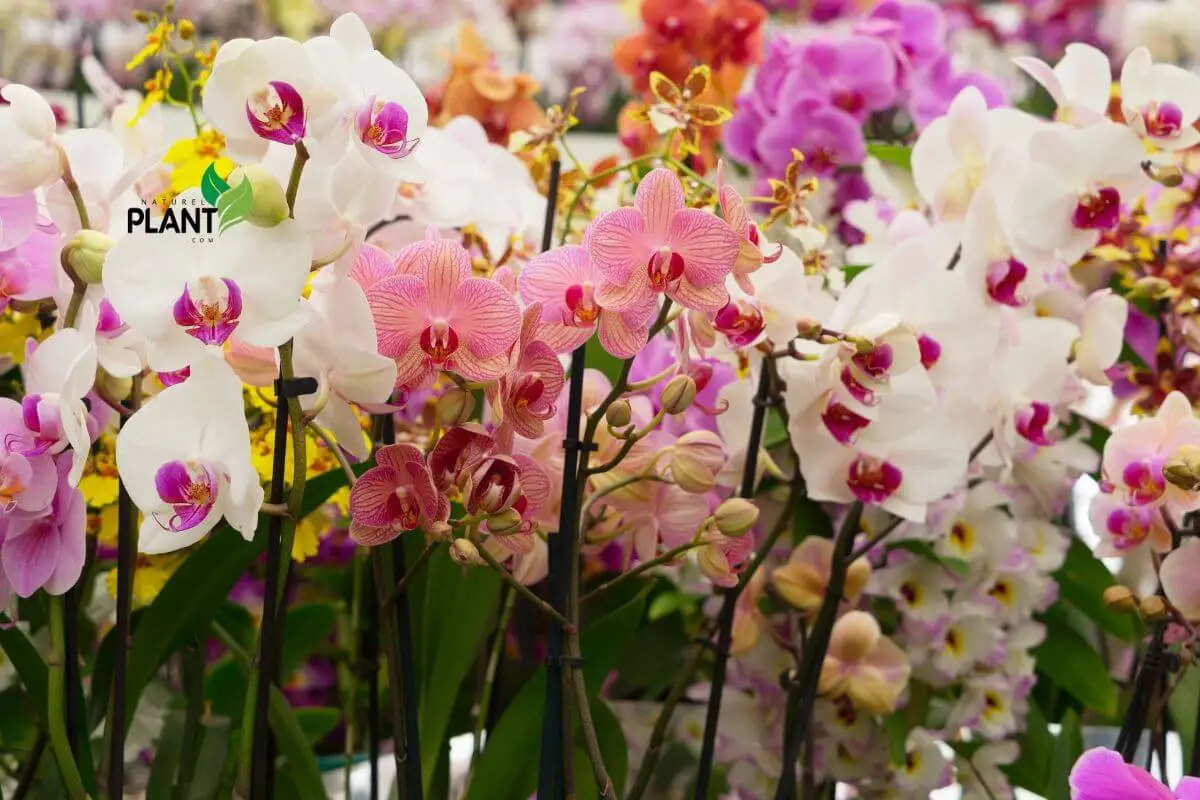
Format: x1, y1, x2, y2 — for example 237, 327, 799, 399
631, 67, 732, 156
509, 87, 585, 162
292, 509, 326, 563
131, 67, 173, 125
0, 311, 44, 366
127, 19, 175, 71
164, 129, 233, 193
195, 40, 220, 87
103, 554, 186, 608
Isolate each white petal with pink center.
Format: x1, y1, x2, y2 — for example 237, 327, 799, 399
1120, 46, 1200, 150
1012, 43, 1113, 127
20, 326, 97, 485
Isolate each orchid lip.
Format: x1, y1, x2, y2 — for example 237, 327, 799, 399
986, 258, 1028, 307
246, 80, 307, 145
355, 96, 420, 159
173, 276, 243, 346
846, 455, 901, 505
1072, 186, 1121, 232
153, 459, 220, 533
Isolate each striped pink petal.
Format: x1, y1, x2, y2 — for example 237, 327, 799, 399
366, 275, 429, 358
350, 244, 397, 290
450, 276, 521, 359
670, 276, 729, 313
668, 209, 741, 288
586, 207, 649, 284
350, 520, 399, 547
376, 443, 425, 475
348, 465, 401, 527
421, 240, 472, 313
450, 349, 510, 383
635, 168, 686, 237
598, 309, 650, 358
594, 271, 652, 312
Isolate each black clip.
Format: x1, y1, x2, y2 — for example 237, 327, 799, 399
752, 394, 783, 408
562, 437, 599, 453
275, 377, 319, 398
546, 655, 586, 668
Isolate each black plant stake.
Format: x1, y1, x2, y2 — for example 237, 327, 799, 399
250, 373, 317, 799
364, 568, 381, 800
694, 365, 775, 799
535, 159, 578, 800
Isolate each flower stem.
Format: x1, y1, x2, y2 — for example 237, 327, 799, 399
478, 545, 576, 632
466, 588, 516, 791
285, 141, 309, 218
370, 545, 412, 798
581, 541, 699, 605
381, 543, 439, 609
46, 596, 86, 800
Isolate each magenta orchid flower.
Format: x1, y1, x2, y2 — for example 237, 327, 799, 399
488, 304, 566, 440
1100, 390, 1200, 513
348, 443, 444, 546
1069, 747, 1200, 799
428, 423, 495, 492
517, 244, 658, 358
586, 168, 740, 314
0, 456, 86, 597
365, 239, 520, 391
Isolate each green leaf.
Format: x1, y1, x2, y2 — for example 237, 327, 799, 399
1006, 698, 1053, 792
1171, 665, 1200, 773
1047, 710, 1083, 800
418, 548, 501, 793
591, 697, 629, 796
1033, 605, 1118, 716
1056, 539, 1141, 641
186, 719, 232, 800
280, 603, 338, 680
843, 264, 871, 284
294, 707, 340, 745
793, 495, 832, 544
146, 707, 187, 800
462, 589, 650, 800
216, 176, 254, 232
0, 619, 48, 716
267, 686, 327, 800
200, 162, 231, 207
866, 143, 912, 171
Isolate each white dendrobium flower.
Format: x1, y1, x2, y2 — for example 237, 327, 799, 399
116, 352, 263, 554
294, 275, 398, 460
0, 84, 63, 194
1119, 46, 1200, 150
20, 326, 97, 485
305, 13, 428, 175
103, 215, 313, 372
201, 37, 338, 163
911, 86, 1043, 222
1013, 42, 1112, 127
1005, 121, 1151, 267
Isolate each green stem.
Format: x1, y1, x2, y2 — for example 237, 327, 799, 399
174, 637, 207, 799
339, 554, 366, 800
47, 597, 86, 800
465, 588, 515, 791
581, 540, 700, 605
381, 543, 439, 609
558, 155, 659, 246
285, 141, 310, 218
477, 546, 575, 632
370, 546, 410, 797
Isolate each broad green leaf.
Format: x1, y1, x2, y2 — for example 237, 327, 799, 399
216, 176, 254, 232
0, 619, 48, 715
268, 686, 327, 800
793, 495, 832, 544
1047, 710, 1083, 800
843, 264, 871, 284
295, 707, 340, 746
1033, 606, 1118, 716
418, 548, 501, 793
462, 589, 650, 800
1170, 665, 1200, 773
592, 697, 629, 796
280, 602, 338, 680
1056, 539, 1141, 641
200, 163, 231, 206
186, 718, 232, 800
866, 143, 912, 171
1006, 698, 1053, 793
146, 707, 187, 799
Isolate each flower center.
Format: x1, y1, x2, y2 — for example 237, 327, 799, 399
713, 300, 765, 347
419, 319, 460, 363
511, 374, 548, 412
245, 80, 306, 145
17, 393, 64, 456
917, 333, 941, 370
388, 487, 422, 530
985, 258, 1028, 307
564, 282, 601, 326
173, 276, 243, 346
833, 91, 863, 114
354, 97, 419, 159
646, 247, 686, 290
821, 399, 871, 444
0, 257, 30, 309
153, 459, 220, 532
1105, 506, 1154, 550
1014, 401, 1055, 446
96, 298, 128, 339
0, 452, 29, 511
1072, 187, 1121, 231
846, 455, 902, 505
1122, 458, 1167, 505
1142, 100, 1184, 139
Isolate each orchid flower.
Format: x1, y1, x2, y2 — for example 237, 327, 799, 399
818, 610, 911, 715
45, 127, 163, 238
1012, 43, 1112, 127
586, 168, 741, 313
294, 275, 398, 460
1100, 390, 1200, 513
716, 161, 781, 294
116, 353, 264, 553
489, 304, 565, 440
517, 244, 658, 359
0, 406, 56, 517
0, 457, 85, 597
1069, 747, 1200, 799
772, 537, 872, 612
14, 327, 97, 485
347, 443, 444, 546
1161, 538, 1200, 621
1120, 47, 1200, 150
0, 200, 59, 313
0, 85, 64, 194
365, 238, 520, 391
103, 213, 314, 372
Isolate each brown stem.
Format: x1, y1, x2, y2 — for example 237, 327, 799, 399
477, 545, 576, 633
381, 542, 439, 609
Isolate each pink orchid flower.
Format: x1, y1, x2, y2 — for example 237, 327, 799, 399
0, 456, 86, 597
1069, 747, 1200, 799
517, 244, 658, 358
585, 168, 741, 313
716, 161, 781, 295
698, 527, 754, 588
1089, 493, 1172, 557
348, 443, 445, 546
1101, 390, 1200, 512
428, 423, 495, 492
819, 610, 911, 715
365, 239, 520, 391
1161, 538, 1200, 621
488, 304, 566, 440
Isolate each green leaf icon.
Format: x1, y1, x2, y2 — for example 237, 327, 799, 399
200, 163, 231, 206
216, 178, 254, 233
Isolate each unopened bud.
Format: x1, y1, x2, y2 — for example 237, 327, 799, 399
1128, 276, 1171, 301
1103, 585, 1137, 612
1143, 160, 1184, 188
1164, 445, 1200, 492
227, 164, 289, 228
1140, 595, 1167, 621
450, 538, 484, 566
605, 399, 632, 429
660, 374, 697, 415
795, 318, 823, 340
438, 388, 475, 427
64, 230, 114, 284
97, 368, 131, 403
428, 521, 453, 541
177, 19, 195, 39
486, 507, 523, 536
132, 9, 151, 22
714, 498, 759, 537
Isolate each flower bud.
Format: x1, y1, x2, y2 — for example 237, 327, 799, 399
178, 18, 195, 39
670, 451, 718, 493
438, 388, 475, 427
1128, 276, 1171, 301
1103, 585, 1137, 612
714, 498, 758, 537
227, 164, 289, 228
486, 507, 523, 536
795, 318, 823, 340
1143, 159, 1184, 188
428, 521, 453, 541
1139, 595, 1167, 621
605, 399, 632, 429
450, 538, 484, 566
97, 368, 132, 403
1164, 445, 1200, 492
63, 230, 114, 284
660, 374, 697, 415
697, 544, 735, 588
133, 10, 151, 22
